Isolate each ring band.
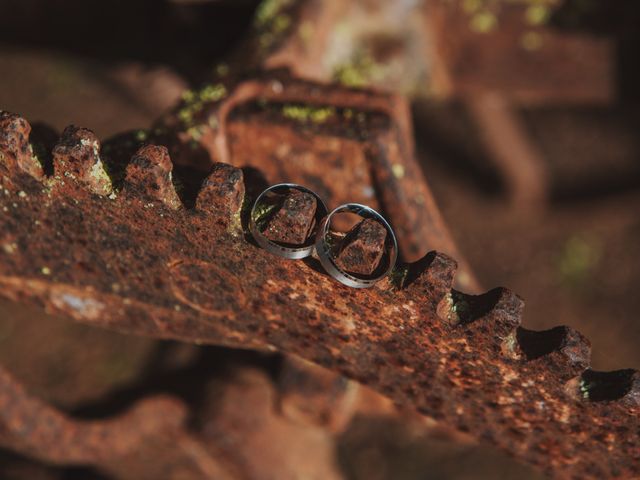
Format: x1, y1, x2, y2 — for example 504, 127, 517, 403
315, 203, 398, 288
250, 183, 328, 260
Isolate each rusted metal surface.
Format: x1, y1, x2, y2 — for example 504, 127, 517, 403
257, 0, 615, 210
195, 162, 246, 230
52, 126, 113, 197
0, 109, 639, 479
424, 0, 614, 105
199, 365, 343, 480
0, 112, 44, 181
0, 365, 236, 480
252, 0, 431, 95
420, 0, 615, 209
237, 0, 621, 212
0, 359, 348, 480
237, 0, 614, 106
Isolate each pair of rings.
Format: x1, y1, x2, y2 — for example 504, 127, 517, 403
249, 183, 398, 288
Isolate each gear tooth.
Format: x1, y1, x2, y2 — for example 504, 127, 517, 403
0, 111, 44, 179
483, 287, 523, 333
446, 287, 523, 340
515, 326, 591, 381
52, 126, 112, 196
403, 251, 457, 299
575, 369, 640, 406
195, 162, 245, 230
122, 144, 182, 209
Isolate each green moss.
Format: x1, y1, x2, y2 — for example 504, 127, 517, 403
458, 0, 563, 39
463, 0, 482, 13
253, 201, 278, 231
89, 159, 113, 194
579, 378, 590, 400
253, 0, 295, 52
178, 109, 194, 126
470, 11, 497, 33
450, 292, 471, 324
282, 104, 336, 123
298, 21, 313, 47
310, 107, 336, 123
557, 235, 601, 287
272, 14, 291, 34
181, 90, 196, 103
186, 125, 205, 142
199, 84, 227, 103
333, 52, 385, 88
254, 0, 293, 28
525, 4, 551, 25
177, 83, 227, 129
153, 126, 168, 137
29, 142, 47, 170
389, 265, 409, 289
503, 330, 519, 355
215, 63, 230, 77
135, 130, 148, 142
392, 164, 405, 179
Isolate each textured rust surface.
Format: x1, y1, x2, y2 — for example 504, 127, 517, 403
195, 162, 245, 230
1, 111, 639, 479
335, 218, 387, 276
0, 111, 43, 181
52, 125, 112, 196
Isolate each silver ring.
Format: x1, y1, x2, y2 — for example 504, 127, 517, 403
315, 203, 398, 288
250, 183, 328, 260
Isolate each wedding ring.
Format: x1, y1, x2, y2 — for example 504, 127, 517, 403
249, 183, 328, 259
315, 203, 398, 288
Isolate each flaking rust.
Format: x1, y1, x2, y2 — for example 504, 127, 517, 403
0, 109, 639, 479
